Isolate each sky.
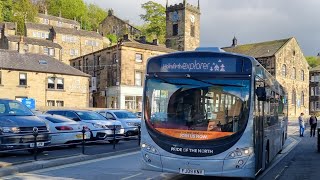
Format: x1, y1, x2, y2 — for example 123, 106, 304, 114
85, 0, 320, 56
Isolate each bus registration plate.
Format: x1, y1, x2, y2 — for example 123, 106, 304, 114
179, 168, 204, 175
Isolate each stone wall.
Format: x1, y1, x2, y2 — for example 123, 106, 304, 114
0, 70, 89, 108
274, 38, 309, 118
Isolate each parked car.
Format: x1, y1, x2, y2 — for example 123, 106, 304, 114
96, 109, 141, 137
45, 110, 124, 143
37, 114, 90, 147
135, 112, 142, 118
0, 99, 50, 153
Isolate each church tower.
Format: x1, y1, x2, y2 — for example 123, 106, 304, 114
165, 0, 200, 51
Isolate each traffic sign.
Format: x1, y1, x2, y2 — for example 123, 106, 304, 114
21, 98, 36, 110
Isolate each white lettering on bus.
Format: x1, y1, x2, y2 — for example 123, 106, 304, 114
161, 60, 212, 72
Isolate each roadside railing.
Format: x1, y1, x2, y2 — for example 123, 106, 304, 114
0, 125, 141, 161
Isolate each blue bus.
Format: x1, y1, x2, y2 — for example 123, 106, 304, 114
140, 48, 288, 178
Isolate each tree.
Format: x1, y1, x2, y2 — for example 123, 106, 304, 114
106, 34, 118, 45
46, 0, 86, 21
140, 1, 166, 44
306, 56, 320, 68
0, 1, 3, 21
12, 0, 38, 35
1, 0, 14, 22
85, 3, 107, 31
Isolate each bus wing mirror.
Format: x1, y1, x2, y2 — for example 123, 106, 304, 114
256, 87, 267, 101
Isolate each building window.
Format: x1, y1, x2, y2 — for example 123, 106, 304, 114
301, 70, 304, 81
281, 64, 286, 77
57, 78, 64, 89
58, 21, 62, 27
113, 53, 117, 63
190, 25, 195, 37
173, 24, 178, 36
72, 62, 76, 67
316, 102, 320, 111
135, 53, 142, 63
85, 58, 89, 72
48, 77, 55, 89
135, 71, 142, 86
56, 101, 64, 107
311, 75, 315, 82
47, 100, 55, 106
292, 67, 296, 79
79, 60, 82, 70
301, 91, 304, 106
19, 73, 27, 86
316, 87, 320, 96
311, 87, 315, 96
97, 56, 101, 67
85, 40, 99, 47
70, 49, 79, 56
62, 35, 76, 43
44, 47, 55, 56
47, 77, 64, 90
291, 90, 296, 105
125, 96, 135, 110
43, 18, 49, 24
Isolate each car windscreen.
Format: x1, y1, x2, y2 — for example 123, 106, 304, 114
44, 116, 75, 123
75, 111, 107, 120
114, 111, 138, 119
0, 99, 34, 116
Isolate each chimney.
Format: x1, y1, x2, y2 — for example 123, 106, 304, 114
232, 36, 237, 47
108, 9, 114, 16
152, 39, 159, 45
140, 36, 146, 44
52, 32, 57, 43
18, 36, 25, 54
123, 34, 129, 41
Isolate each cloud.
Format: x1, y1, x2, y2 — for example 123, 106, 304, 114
85, 0, 320, 56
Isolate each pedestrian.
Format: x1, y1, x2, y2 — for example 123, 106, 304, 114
309, 114, 318, 137
298, 113, 305, 137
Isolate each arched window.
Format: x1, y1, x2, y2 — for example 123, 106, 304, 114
291, 90, 296, 105
282, 64, 286, 77
292, 67, 296, 79
301, 70, 304, 81
301, 91, 304, 106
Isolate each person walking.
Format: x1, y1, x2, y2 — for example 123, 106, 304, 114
309, 114, 317, 137
298, 113, 305, 137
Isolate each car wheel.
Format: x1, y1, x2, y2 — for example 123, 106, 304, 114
108, 140, 120, 144
126, 131, 133, 137
68, 144, 78, 148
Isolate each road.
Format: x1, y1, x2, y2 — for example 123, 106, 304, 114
0, 138, 139, 166
2, 122, 301, 179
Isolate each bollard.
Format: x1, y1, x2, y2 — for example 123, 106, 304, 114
82, 126, 86, 154
318, 128, 320, 152
138, 125, 141, 146
33, 127, 39, 161
113, 125, 116, 150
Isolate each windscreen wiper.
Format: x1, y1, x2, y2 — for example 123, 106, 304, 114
185, 74, 245, 87
152, 74, 194, 86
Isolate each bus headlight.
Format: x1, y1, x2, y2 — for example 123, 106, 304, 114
225, 147, 253, 159
141, 142, 159, 155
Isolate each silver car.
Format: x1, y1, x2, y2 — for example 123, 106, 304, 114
37, 114, 91, 147
96, 109, 141, 137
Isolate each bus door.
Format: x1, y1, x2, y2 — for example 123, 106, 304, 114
254, 83, 265, 173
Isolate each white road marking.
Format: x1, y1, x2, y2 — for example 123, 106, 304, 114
2, 151, 140, 178
121, 173, 143, 180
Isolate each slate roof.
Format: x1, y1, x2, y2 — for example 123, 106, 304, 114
0, 50, 89, 77
25, 23, 51, 31
52, 26, 102, 39
6, 35, 62, 49
0, 22, 16, 30
310, 65, 320, 72
38, 13, 80, 26
222, 38, 292, 58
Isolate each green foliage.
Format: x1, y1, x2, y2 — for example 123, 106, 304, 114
85, 3, 107, 31
0, 1, 3, 21
106, 34, 118, 45
306, 56, 320, 68
46, 0, 86, 21
140, 1, 166, 44
12, 0, 38, 35
1, 0, 14, 22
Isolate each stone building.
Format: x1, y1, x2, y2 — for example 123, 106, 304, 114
0, 49, 90, 109
36, 12, 80, 29
0, 22, 17, 37
22, 22, 104, 64
70, 35, 175, 110
99, 9, 141, 38
309, 66, 320, 115
223, 37, 309, 118
165, 0, 200, 51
